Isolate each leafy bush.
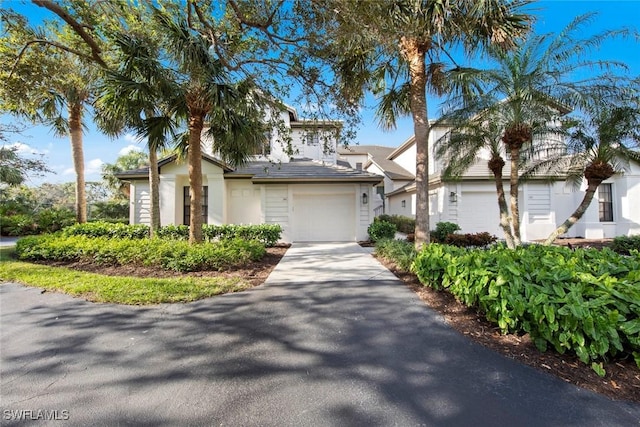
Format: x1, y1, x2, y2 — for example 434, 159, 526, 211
413, 243, 640, 375
35, 208, 76, 233
444, 232, 497, 248
368, 220, 397, 242
611, 235, 640, 255
90, 200, 129, 221
156, 224, 189, 240
16, 234, 266, 272
63, 222, 282, 246
0, 214, 38, 236
430, 221, 461, 242
374, 238, 417, 271
62, 221, 150, 239
375, 214, 415, 234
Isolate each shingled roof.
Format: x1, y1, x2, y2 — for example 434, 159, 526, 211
115, 156, 382, 184
227, 159, 382, 183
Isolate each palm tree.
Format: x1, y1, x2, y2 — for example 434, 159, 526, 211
528, 104, 640, 245
309, 0, 532, 247
0, 12, 95, 223
434, 112, 517, 248
441, 13, 633, 246
150, 9, 268, 244
95, 31, 177, 237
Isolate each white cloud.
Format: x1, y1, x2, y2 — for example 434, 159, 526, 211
86, 158, 104, 175
7, 142, 47, 155
118, 144, 143, 155
124, 133, 144, 144
63, 167, 75, 176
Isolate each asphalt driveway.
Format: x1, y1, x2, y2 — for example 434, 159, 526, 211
1, 242, 639, 426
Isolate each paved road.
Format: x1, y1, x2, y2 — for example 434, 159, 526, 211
1, 243, 639, 426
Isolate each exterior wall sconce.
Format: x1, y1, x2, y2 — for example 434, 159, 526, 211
449, 192, 458, 203
362, 192, 368, 205
401, 200, 406, 208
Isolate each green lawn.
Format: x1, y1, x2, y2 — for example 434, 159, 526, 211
0, 247, 250, 305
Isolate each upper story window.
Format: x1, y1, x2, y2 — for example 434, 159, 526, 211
598, 183, 613, 222
305, 132, 320, 146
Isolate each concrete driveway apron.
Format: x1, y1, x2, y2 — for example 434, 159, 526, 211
1, 242, 638, 426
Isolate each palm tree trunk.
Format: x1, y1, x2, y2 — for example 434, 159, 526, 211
68, 101, 86, 223
148, 147, 161, 237
544, 181, 599, 245
187, 112, 205, 244
509, 145, 521, 246
490, 160, 515, 249
400, 37, 430, 249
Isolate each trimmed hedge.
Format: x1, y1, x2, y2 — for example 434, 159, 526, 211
413, 243, 640, 375
375, 214, 415, 234
611, 235, 640, 255
16, 234, 265, 273
368, 220, 397, 242
444, 232, 497, 248
62, 222, 282, 246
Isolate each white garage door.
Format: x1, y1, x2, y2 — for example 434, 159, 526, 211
458, 192, 503, 237
293, 193, 355, 241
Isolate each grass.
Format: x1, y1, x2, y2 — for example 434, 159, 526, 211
0, 246, 250, 305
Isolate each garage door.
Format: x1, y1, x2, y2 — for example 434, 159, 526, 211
292, 193, 355, 241
458, 192, 503, 237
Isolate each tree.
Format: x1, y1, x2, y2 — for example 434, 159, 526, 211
528, 103, 640, 244
439, 13, 635, 246
0, 10, 98, 223
434, 115, 517, 248
304, 0, 531, 247
0, 145, 50, 186
101, 149, 148, 199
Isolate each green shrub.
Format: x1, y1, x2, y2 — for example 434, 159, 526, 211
90, 200, 129, 221
611, 235, 640, 255
0, 214, 38, 236
62, 221, 150, 239
367, 221, 397, 242
375, 214, 415, 234
444, 232, 497, 247
16, 234, 266, 272
430, 221, 461, 242
412, 243, 640, 374
156, 224, 189, 240
374, 238, 417, 271
36, 208, 76, 233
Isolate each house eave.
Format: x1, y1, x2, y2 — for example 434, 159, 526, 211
251, 177, 383, 184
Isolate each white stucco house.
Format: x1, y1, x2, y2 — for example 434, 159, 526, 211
340, 124, 640, 241
116, 105, 383, 243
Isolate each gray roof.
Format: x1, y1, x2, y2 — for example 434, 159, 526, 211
228, 159, 382, 183
116, 156, 382, 184
337, 145, 395, 157
337, 145, 414, 180
114, 153, 231, 179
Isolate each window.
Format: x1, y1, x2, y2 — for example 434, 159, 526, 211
356, 162, 363, 171
598, 183, 613, 222
305, 132, 319, 146
184, 186, 208, 225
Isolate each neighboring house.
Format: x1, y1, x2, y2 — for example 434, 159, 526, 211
337, 145, 414, 216
116, 105, 383, 243
355, 123, 640, 240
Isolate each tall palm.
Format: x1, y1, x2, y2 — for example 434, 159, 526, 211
443, 13, 632, 245
310, 0, 532, 247
527, 104, 640, 245
434, 112, 517, 248
95, 32, 177, 237
151, 9, 267, 244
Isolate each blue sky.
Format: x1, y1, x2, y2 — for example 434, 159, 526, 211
2, 0, 639, 186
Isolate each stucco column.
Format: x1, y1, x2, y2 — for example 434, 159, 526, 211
207, 174, 224, 225
159, 176, 176, 225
